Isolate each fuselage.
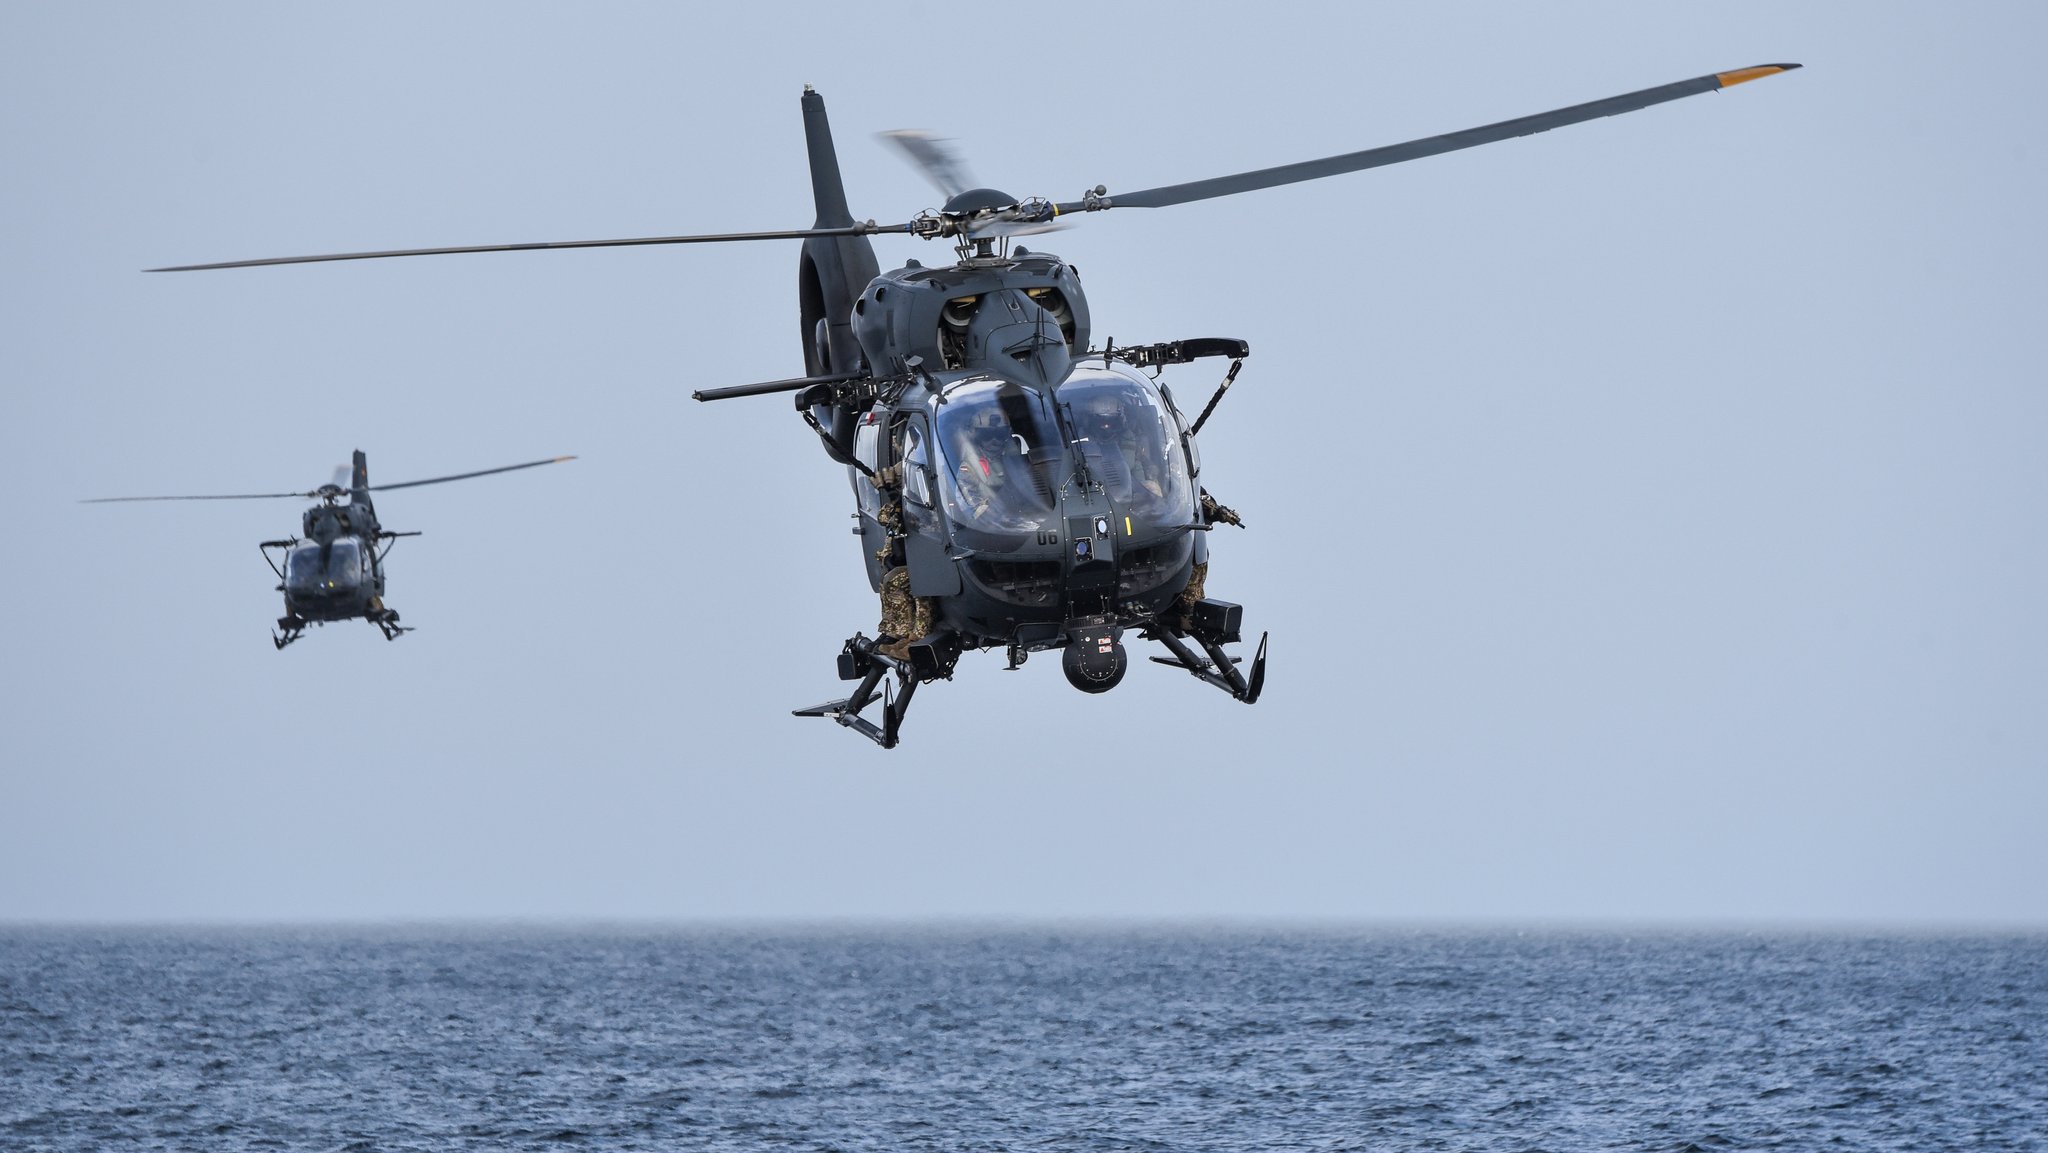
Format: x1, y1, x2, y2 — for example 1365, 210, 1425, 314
806, 229, 1212, 650
278, 495, 386, 622
849, 358, 1202, 649
279, 536, 386, 621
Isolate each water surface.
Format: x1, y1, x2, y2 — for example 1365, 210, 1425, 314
3, 927, 2043, 1150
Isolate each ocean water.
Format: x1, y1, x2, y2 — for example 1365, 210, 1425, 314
2, 927, 2043, 1151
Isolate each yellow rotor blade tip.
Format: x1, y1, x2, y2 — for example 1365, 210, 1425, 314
1717, 63, 1801, 88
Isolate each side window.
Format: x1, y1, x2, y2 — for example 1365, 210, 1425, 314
852, 416, 883, 517
854, 415, 882, 473
1161, 383, 1200, 478
902, 422, 933, 507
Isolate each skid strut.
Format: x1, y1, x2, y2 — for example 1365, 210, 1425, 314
794, 632, 959, 749
1147, 627, 1268, 703
1144, 598, 1267, 703
370, 607, 412, 642
794, 635, 918, 749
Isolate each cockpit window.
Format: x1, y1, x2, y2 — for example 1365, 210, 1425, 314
284, 539, 366, 593
1057, 366, 1196, 524
934, 378, 1059, 532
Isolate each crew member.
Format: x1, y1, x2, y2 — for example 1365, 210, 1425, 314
870, 437, 934, 661
1174, 487, 1244, 633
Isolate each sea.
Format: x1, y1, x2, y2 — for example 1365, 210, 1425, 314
3, 926, 2043, 1151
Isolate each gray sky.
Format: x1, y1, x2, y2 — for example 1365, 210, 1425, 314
4, 1, 2042, 925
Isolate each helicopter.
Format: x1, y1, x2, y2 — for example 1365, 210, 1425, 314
85, 451, 575, 649
149, 64, 1799, 744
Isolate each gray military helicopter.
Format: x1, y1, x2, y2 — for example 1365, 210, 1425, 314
150, 64, 1798, 744
86, 451, 574, 648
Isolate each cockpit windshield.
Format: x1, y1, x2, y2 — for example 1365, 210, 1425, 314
1057, 366, 1196, 524
284, 539, 366, 594
934, 377, 1060, 533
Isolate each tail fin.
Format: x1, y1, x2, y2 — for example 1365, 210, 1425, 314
796, 88, 882, 465
350, 449, 374, 511
797, 87, 880, 379
803, 87, 857, 232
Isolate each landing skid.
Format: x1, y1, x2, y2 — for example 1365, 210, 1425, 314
370, 608, 411, 642
794, 632, 960, 749
270, 609, 412, 650
794, 608, 1263, 749
1145, 628, 1267, 702
1142, 610, 1267, 704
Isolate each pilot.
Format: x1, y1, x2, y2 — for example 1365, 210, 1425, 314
1083, 391, 1164, 502
952, 424, 1014, 520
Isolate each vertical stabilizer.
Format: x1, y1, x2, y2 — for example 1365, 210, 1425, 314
797, 88, 882, 462
797, 88, 880, 380
803, 87, 856, 230
350, 449, 375, 513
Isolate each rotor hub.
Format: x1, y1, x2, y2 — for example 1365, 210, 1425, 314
940, 187, 1017, 215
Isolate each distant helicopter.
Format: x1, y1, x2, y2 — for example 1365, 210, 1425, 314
150, 64, 1798, 743
85, 451, 574, 648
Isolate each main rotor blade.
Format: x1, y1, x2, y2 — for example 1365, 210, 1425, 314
1061, 64, 1801, 213
962, 216, 1068, 241
878, 130, 976, 199
82, 490, 319, 503
367, 455, 577, 493
147, 224, 914, 273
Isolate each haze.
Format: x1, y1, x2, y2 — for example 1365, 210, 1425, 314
4, 1, 2042, 925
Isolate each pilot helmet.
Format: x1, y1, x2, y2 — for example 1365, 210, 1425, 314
1083, 391, 1126, 436
971, 420, 1011, 451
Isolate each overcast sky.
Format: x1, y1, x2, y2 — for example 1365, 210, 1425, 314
4, 1, 2042, 925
